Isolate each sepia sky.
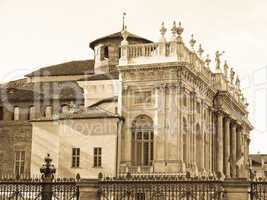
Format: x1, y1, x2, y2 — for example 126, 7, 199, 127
0, 0, 267, 153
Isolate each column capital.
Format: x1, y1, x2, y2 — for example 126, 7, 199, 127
231, 121, 238, 128
215, 110, 225, 116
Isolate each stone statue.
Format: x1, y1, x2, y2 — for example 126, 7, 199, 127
215, 51, 224, 70
160, 22, 167, 42
235, 75, 240, 88
223, 61, 229, 79
230, 68, 235, 84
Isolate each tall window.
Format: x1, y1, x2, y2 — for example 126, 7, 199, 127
15, 151, 25, 177
104, 46, 109, 58
93, 147, 102, 168
132, 115, 154, 166
45, 106, 53, 118
14, 106, 19, 120
72, 148, 80, 168
28, 106, 35, 120
134, 91, 152, 105
0, 107, 3, 120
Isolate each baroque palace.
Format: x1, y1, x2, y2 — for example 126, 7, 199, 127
0, 21, 253, 181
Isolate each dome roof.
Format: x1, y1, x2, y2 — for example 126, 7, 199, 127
89, 31, 152, 49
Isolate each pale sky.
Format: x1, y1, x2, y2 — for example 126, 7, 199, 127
0, 0, 267, 153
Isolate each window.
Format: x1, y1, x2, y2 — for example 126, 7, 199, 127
132, 115, 154, 166
28, 106, 35, 120
0, 106, 3, 120
118, 47, 121, 58
136, 193, 145, 200
13, 107, 19, 120
61, 104, 69, 113
45, 106, 53, 118
93, 147, 102, 168
15, 151, 25, 177
135, 91, 152, 104
264, 171, 267, 177
104, 46, 109, 58
72, 148, 80, 168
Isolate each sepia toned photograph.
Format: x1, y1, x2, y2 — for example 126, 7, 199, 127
0, 0, 267, 199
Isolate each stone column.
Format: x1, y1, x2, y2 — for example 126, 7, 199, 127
216, 111, 224, 177
209, 109, 213, 172
186, 94, 190, 168
190, 93, 194, 167
236, 126, 244, 178
201, 102, 205, 172
154, 84, 166, 170
177, 86, 182, 168
231, 122, 237, 178
123, 86, 132, 166
224, 117, 231, 178
167, 85, 177, 169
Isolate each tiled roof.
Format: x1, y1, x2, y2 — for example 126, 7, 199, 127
89, 31, 152, 49
0, 80, 84, 103
0, 87, 43, 103
25, 60, 94, 77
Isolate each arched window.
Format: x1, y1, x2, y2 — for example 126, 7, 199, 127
132, 115, 154, 166
13, 106, 20, 121
183, 118, 187, 161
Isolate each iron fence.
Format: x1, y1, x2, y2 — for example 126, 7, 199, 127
250, 180, 267, 200
0, 178, 79, 200
98, 173, 225, 200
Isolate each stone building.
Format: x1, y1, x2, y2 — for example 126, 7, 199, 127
0, 22, 252, 179
250, 154, 267, 178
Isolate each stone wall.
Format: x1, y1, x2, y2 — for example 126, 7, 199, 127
0, 121, 32, 175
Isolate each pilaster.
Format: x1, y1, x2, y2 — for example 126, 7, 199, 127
216, 111, 224, 177
224, 117, 231, 178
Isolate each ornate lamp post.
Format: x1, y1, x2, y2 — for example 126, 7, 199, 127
40, 154, 56, 200
40, 154, 56, 181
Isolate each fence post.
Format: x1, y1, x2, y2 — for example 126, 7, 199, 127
40, 154, 56, 200
78, 179, 99, 200
223, 179, 250, 200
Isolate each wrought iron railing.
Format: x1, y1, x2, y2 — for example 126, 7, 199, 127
0, 154, 79, 200
0, 178, 79, 200
250, 179, 267, 200
98, 173, 225, 200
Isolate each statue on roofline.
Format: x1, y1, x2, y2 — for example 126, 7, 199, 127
215, 50, 224, 70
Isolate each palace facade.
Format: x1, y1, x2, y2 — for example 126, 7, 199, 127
0, 22, 252, 180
